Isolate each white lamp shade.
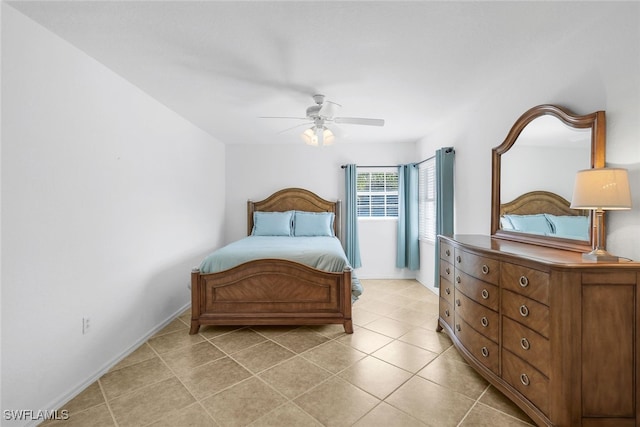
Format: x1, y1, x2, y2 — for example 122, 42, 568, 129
570, 168, 632, 210
301, 127, 334, 146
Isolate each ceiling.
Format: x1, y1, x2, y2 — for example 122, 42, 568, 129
7, 1, 596, 145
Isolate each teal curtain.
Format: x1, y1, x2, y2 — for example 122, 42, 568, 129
434, 147, 455, 287
344, 164, 362, 268
396, 164, 420, 270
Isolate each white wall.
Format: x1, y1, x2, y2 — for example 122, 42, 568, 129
225, 141, 416, 279
417, 2, 640, 273
1, 5, 226, 422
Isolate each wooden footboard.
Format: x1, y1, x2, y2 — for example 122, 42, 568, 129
190, 259, 353, 334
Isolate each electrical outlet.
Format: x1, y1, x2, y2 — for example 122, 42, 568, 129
82, 317, 90, 334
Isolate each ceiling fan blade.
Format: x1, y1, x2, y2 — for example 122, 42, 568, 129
276, 121, 313, 134
318, 100, 342, 118
335, 117, 385, 126
259, 116, 308, 120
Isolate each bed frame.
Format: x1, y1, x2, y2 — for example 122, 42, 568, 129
500, 190, 588, 217
189, 188, 353, 335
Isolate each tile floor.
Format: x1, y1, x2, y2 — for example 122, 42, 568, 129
41, 279, 535, 427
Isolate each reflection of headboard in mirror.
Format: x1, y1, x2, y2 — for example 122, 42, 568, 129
500, 191, 591, 241
491, 104, 605, 252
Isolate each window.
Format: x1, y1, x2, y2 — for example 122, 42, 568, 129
356, 168, 398, 218
419, 158, 436, 241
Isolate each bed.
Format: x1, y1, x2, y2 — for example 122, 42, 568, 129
499, 190, 590, 240
189, 188, 359, 335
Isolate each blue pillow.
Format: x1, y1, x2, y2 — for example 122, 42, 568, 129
545, 214, 590, 240
293, 211, 335, 237
500, 216, 515, 230
252, 211, 293, 236
505, 214, 553, 235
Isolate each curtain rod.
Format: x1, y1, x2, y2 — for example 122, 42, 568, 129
340, 155, 435, 169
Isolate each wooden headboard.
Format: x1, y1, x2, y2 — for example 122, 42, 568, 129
247, 188, 341, 239
500, 190, 588, 217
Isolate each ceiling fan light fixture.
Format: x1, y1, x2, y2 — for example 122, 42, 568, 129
301, 126, 334, 146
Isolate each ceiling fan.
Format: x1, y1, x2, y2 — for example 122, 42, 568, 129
261, 94, 385, 146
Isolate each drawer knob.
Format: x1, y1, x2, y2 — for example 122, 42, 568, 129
520, 373, 530, 386
481, 264, 489, 274
481, 346, 489, 357
456, 299, 461, 307
481, 289, 489, 299
455, 324, 461, 331
445, 267, 450, 275
519, 304, 529, 317
456, 276, 461, 284
480, 316, 489, 327
445, 287, 451, 295
446, 249, 451, 256
519, 276, 529, 287
456, 255, 462, 263
520, 337, 531, 350
445, 309, 450, 317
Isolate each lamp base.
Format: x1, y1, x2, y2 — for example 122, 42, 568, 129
582, 249, 619, 262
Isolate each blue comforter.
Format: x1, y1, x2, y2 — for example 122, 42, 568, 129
199, 236, 362, 301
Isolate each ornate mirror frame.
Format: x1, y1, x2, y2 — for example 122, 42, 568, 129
491, 104, 606, 252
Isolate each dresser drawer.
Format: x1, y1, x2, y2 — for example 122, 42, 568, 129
440, 259, 454, 282
501, 262, 549, 305
502, 316, 550, 377
454, 249, 499, 285
502, 349, 549, 416
454, 317, 499, 376
440, 276, 454, 306
502, 290, 550, 338
454, 270, 499, 311
439, 298, 454, 330
454, 290, 499, 343
440, 241, 454, 263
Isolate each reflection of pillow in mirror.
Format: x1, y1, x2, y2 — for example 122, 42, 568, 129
505, 214, 553, 235
544, 214, 589, 240
500, 216, 515, 230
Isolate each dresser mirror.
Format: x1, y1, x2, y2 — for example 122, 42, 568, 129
491, 104, 606, 252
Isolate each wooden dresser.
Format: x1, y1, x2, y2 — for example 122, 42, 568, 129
437, 234, 640, 427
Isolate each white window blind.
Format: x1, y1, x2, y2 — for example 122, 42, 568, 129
419, 158, 436, 240
356, 168, 399, 218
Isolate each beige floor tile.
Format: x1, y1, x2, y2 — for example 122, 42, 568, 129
210, 328, 266, 354
259, 356, 332, 399
39, 403, 115, 427
376, 292, 417, 308
302, 341, 366, 374
372, 340, 438, 373
295, 376, 380, 427
353, 402, 426, 427
405, 299, 440, 315
147, 402, 219, 427
148, 329, 205, 354
306, 323, 350, 339
178, 356, 252, 400
200, 377, 287, 427
338, 356, 412, 399
109, 377, 195, 427
231, 340, 295, 373
336, 326, 394, 354
356, 299, 401, 316
386, 307, 437, 327
386, 376, 474, 426
271, 327, 329, 353
460, 402, 535, 426
110, 343, 157, 372
99, 357, 172, 400
58, 381, 105, 414
439, 344, 469, 364
250, 325, 298, 338
153, 318, 189, 338
160, 341, 226, 375
198, 324, 243, 339
398, 327, 452, 354
417, 354, 488, 399
479, 386, 534, 423
352, 307, 383, 326
250, 402, 323, 427
362, 317, 414, 339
